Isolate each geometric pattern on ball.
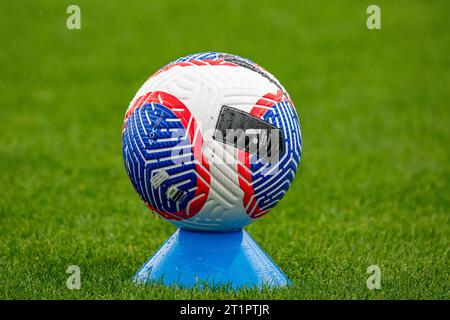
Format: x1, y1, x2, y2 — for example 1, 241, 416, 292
122, 51, 302, 231
122, 91, 210, 220
238, 90, 302, 219
151, 52, 239, 78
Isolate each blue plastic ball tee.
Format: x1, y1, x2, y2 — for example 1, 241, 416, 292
133, 228, 290, 290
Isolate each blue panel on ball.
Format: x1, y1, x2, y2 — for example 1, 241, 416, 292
133, 229, 290, 289
122, 103, 198, 214
249, 101, 302, 212
172, 51, 219, 62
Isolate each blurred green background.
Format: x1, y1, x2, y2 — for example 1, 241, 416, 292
0, 0, 448, 299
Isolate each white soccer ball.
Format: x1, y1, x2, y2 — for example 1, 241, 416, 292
122, 52, 302, 231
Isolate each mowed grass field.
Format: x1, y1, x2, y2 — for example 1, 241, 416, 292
0, 0, 448, 299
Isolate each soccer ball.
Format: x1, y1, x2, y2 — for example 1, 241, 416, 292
122, 52, 302, 231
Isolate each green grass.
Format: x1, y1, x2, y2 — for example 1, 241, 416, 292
0, 0, 448, 299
